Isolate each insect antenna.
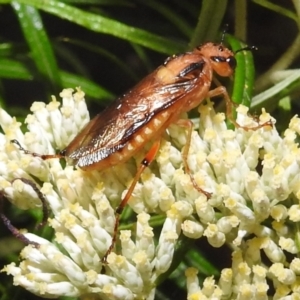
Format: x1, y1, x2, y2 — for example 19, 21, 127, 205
0, 178, 49, 247
235, 45, 258, 54
11, 178, 50, 229
219, 23, 257, 55
0, 200, 39, 247
220, 24, 229, 44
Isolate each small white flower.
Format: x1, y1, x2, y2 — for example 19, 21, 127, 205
181, 219, 204, 239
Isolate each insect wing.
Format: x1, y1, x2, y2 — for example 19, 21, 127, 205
65, 68, 198, 167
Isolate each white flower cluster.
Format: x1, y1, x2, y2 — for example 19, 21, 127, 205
0, 88, 181, 299
0, 88, 300, 299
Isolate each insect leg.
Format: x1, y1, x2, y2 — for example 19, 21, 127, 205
208, 86, 273, 130
176, 119, 212, 199
10, 139, 63, 160
102, 140, 161, 263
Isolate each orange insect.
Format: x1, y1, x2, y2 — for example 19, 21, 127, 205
11, 41, 270, 262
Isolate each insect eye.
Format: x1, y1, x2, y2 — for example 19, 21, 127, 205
211, 56, 226, 63
211, 56, 236, 70
226, 56, 236, 70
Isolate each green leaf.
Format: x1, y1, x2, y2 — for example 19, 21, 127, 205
0, 58, 33, 80
60, 70, 114, 101
140, 0, 193, 38
185, 247, 219, 276
252, 0, 298, 22
0, 58, 114, 102
11, 2, 61, 92
60, 38, 140, 81
2, 0, 186, 54
0, 43, 15, 57
226, 35, 256, 107
189, 0, 227, 48
251, 71, 300, 109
